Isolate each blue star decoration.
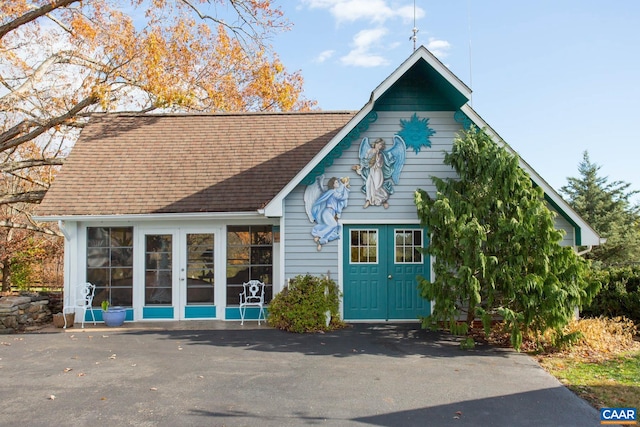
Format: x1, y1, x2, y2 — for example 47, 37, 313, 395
397, 113, 436, 154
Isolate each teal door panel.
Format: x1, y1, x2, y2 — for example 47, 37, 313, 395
345, 264, 386, 320
344, 224, 430, 321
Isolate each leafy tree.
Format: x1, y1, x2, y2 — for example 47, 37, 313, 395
415, 127, 598, 350
561, 151, 640, 266
0, 1, 313, 290
1, 0, 314, 235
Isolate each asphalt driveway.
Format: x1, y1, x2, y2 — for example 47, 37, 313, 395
0, 322, 601, 426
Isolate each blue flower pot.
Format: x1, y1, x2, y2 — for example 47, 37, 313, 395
102, 307, 126, 327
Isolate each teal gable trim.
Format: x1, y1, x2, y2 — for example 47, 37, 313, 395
185, 306, 216, 319
143, 306, 174, 319
544, 193, 582, 246
375, 60, 467, 112
302, 111, 378, 185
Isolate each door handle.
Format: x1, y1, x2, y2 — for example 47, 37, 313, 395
388, 275, 392, 279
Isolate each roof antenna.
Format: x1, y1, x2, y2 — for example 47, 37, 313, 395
410, 0, 418, 51
467, 0, 473, 106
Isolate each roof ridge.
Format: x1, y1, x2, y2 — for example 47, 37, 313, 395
89, 111, 358, 118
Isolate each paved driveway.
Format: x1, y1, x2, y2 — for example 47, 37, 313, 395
0, 322, 600, 426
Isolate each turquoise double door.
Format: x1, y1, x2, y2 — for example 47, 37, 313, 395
343, 224, 430, 321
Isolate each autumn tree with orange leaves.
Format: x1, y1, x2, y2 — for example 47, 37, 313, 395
0, 0, 314, 290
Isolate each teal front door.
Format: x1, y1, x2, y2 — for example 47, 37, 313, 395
343, 224, 430, 320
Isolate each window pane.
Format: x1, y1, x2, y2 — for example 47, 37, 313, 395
87, 227, 133, 307
350, 229, 378, 264
395, 229, 423, 264
145, 234, 172, 305
226, 225, 273, 304
186, 233, 215, 304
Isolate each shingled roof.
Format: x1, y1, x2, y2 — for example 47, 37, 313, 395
36, 112, 356, 217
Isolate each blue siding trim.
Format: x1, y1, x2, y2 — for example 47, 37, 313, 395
90, 308, 133, 322
185, 306, 216, 319
143, 307, 174, 319
225, 307, 269, 321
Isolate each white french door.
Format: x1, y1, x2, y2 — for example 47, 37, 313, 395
141, 228, 217, 320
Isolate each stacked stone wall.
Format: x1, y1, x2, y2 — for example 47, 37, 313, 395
0, 294, 53, 334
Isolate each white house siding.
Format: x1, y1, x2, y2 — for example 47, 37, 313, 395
283, 111, 462, 281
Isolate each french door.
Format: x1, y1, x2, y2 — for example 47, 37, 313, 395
343, 224, 430, 321
142, 229, 216, 320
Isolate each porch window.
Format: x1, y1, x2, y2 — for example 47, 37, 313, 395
87, 227, 133, 307
394, 229, 424, 264
226, 225, 272, 305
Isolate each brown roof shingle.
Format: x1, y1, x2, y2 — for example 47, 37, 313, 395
36, 111, 356, 217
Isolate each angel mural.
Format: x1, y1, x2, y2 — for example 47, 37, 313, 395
304, 175, 351, 251
352, 136, 406, 208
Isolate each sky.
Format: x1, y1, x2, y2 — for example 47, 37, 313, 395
269, 0, 640, 200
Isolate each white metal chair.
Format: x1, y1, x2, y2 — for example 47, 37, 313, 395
62, 282, 97, 328
239, 280, 266, 325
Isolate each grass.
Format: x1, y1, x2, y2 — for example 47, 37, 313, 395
473, 316, 640, 410
537, 349, 640, 409
532, 317, 640, 410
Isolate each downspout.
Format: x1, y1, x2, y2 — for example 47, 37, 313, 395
576, 246, 593, 257
58, 220, 71, 241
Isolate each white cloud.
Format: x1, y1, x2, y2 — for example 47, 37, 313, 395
314, 50, 336, 63
303, 0, 424, 25
340, 28, 389, 67
426, 37, 451, 59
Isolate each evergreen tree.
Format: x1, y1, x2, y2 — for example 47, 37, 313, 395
561, 151, 640, 266
415, 128, 597, 350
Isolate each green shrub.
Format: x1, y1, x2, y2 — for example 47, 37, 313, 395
582, 266, 640, 323
267, 274, 345, 333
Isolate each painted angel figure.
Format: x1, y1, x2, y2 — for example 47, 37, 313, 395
352, 136, 406, 208
304, 175, 351, 251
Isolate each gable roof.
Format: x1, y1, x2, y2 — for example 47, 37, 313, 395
35, 112, 355, 217
263, 46, 601, 246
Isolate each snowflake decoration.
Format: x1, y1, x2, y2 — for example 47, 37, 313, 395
397, 113, 436, 154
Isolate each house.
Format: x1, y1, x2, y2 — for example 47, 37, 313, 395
34, 46, 601, 323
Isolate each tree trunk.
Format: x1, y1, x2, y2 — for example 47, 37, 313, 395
2, 259, 10, 292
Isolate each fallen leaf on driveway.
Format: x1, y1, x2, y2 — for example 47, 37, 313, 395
1, 342, 11, 346
49, 395, 56, 400
109, 354, 116, 359
150, 387, 158, 391
63, 368, 73, 373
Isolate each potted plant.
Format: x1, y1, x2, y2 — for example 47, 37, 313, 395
101, 301, 126, 327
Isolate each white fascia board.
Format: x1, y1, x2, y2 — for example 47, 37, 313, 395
460, 104, 601, 246
33, 211, 265, 223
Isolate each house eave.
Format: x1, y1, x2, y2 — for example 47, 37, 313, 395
33, 211, 268, 223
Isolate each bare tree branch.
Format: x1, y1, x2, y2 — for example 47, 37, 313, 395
0, 190, 48, 205
0, 219, 62, 236
0, 158, 64, 174
0, 95, 98, 152
0, 0, 80, 40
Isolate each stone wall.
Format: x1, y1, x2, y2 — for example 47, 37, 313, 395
0, 294, 52, 334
